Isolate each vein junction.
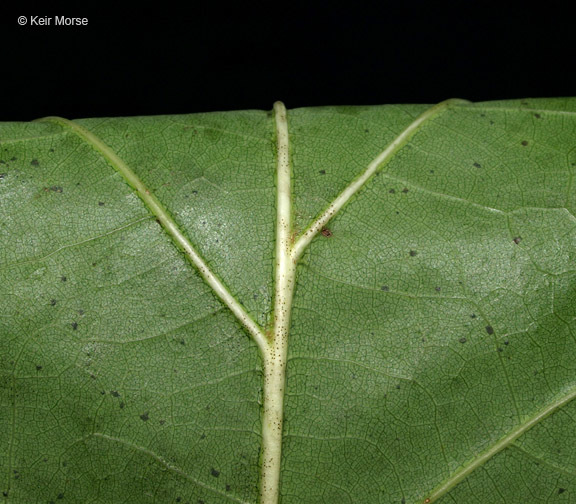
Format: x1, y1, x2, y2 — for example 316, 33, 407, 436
259, 100, 468, 503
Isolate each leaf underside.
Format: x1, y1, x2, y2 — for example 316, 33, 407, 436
2, 98, 576, 503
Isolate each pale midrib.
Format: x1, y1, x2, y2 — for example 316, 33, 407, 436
422, 385, 576, 503
36, 116, 269, 356
258, 102, 294, 503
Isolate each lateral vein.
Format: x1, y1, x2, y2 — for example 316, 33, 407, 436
291, 98, 470, 262
421, 385, 576, 503
92, 433, 250, 504
37, 116, 268, 354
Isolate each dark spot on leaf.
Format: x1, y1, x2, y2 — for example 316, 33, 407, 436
176, 498, 181, 503
111, 391, 120, 397
191, 190, 198, 195
396, 385, 400, 390
90, 374, 96, 380
470, 313, 476, 318
504, 340, 509, 345
78, 309, 84, 315
119, 402, 125, 409
485, 325, 494, 335
559, 488, 566, 494
200, 433, 206, 439
49, 148, 55, 152
490, 120, 495, 125
534, 113, 541, 119
435, 286, 441, 292
71, 322, 78, 330
100, 391, 105, 395
211, 468, 220, 478
50, 299, 57, 306
401, 499, 406, 504
140, 412, 149, 421
473, 162, 481, 168
459, 338, 467, 343
402, 188, 409, 193
513, 236, 522, 244
10, 157, 16, 162
57, 493, 64, 499
364, 129, 369, 133
319, 170, 326, 175
61, 276, 67, 282
31, 159, 39, 166
389, 188, 396, 194
381, 285, 389, 291
429, 169, 434, 173
497, 347, 503, 352
521, 140, 529, 146
36, 365, 43, 371
179, 339, 186, 345
159, 419, 165, 425
98, 201, 105, 206
409, 250, 417, 257
226, 485, 231, 491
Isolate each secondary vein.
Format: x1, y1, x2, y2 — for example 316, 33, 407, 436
291, 98, 470, 262
36, 116, 269, 354
421, 385, 576, 503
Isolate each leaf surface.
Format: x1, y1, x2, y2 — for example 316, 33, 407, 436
1, 98, 576, 503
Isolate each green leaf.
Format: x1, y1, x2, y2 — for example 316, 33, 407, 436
1, 98, 576, 504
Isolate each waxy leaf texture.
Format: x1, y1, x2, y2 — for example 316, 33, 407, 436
1, 98, 576, 503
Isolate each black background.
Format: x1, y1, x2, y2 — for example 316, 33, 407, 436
1, 3, 575, 120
